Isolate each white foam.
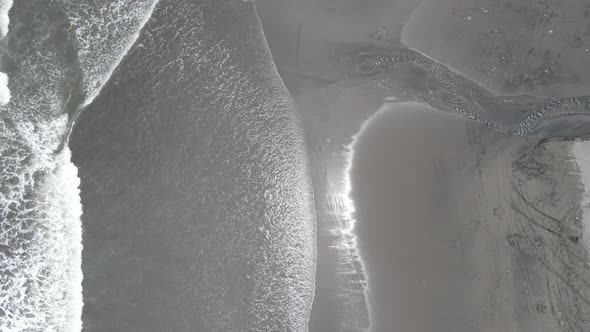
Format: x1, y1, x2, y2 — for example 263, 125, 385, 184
0, 0, 12, 38
62, 0, 159, 106
0, 0, 12, 107
0, 72, 10, 105
0, 116, 83, 331
0, 2, 160, 329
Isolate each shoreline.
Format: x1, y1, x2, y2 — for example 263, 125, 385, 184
572, 143, 590, 252
348, 101, 590, 331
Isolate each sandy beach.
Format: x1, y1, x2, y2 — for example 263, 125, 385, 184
401, 0, 590, 96
350, 102, 590, 331
254, 0, 590, 330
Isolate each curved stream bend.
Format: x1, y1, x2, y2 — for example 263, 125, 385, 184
337, 42, 590, 139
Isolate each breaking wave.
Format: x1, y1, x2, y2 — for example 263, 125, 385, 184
0, 0, 157, 330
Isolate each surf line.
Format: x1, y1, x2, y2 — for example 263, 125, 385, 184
60, 0, 161, 152
0, 0, 13, 106
339, 103, 408, 332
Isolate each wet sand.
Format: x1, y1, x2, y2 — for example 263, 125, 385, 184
254, 1, 590, 330
574, 142, 590, 251
256, 0, 422, 88
70, 2, 316, 331
401, 0, 590, 96
350, 103, 483, 331
350, 102, 590, 331
255, 2, 425, 330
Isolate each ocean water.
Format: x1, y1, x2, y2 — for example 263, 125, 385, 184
0, 1, 81, 330
69, 1, 316, 331
2, 0, 590, 331
2, 0, 317, 330
0, 0, 172, 330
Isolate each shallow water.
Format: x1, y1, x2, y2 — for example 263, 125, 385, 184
2, 0, 590, 331
70, 1, 316, 331
351, 103, 590, 331
257, 1, 590, 331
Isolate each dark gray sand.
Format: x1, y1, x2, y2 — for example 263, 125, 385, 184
350, 102, 590, 331
255, 2, 425, 330
401, 0, 590, 96
351, 103, 485, 332
574, 143, 590, 251
256, 1, 590, 330
256, 0, 422, 87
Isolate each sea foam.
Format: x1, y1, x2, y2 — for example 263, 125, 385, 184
0, 117, 83, 331
573, 142, 590, 251
0, 0, 11, 106
61, 0, 159, 106
0, 72, 10, 106
0, 1, 157, 330
0, 0, 12, 38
